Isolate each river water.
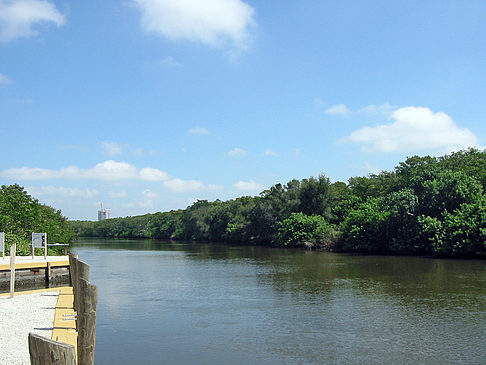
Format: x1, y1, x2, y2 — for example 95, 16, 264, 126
73, 239, 486, 365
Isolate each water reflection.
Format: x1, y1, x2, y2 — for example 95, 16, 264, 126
73, 239, 486, 365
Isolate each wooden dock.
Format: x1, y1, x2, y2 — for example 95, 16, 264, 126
0, 258, 70, 272
0, 257, 70, 285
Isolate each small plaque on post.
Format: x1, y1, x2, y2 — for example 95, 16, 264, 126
32, 232, 47, 259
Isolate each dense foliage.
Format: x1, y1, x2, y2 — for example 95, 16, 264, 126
0, 184, 74, 255
72, 149, 486, 257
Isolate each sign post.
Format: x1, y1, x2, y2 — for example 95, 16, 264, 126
32, 233, 47, 259
10, 243, 16, 298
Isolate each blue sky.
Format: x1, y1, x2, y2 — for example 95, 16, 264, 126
1, 0, 485, 220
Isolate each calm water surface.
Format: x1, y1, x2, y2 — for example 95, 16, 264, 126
73, 239, 486, 365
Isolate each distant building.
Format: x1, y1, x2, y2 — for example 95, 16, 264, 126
98, 203, 110, 221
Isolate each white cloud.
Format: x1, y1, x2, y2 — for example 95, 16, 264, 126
2, 160, 212, 195
0, 0, 65, 43
346, 106, 479, 153
139, 167, 170, 181
1, 160, 170, 181
263, 148, 278, 156
294, 148, 302, 156
109, 190, 127, 198
234, 180, 263, 191
26, 186, 98, 198
101, 141, 125, 157
228, 147, 246, 156
325, 104, 350, 116
0, 72, 11, 84
188, 127, 210, 135
163, 178, 204, 192
134, 0, 255, 52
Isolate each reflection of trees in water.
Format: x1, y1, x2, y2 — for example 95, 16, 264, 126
257, 250, 486, 310
76, 238, 486, 310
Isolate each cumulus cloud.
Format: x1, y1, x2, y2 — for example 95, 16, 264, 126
134, 0, 255, 52
325, 104, 350, 116
0, 72, 11, 84
26, 186, 98, 198
0, 0, 65, 43
2, 160, 210, 193
346, 106, 479, 153
1, 160, 170, 181
228, 147, 246, 156
234, 180, 263, 191
188, 127, 210, 135
139, 167, 170, 181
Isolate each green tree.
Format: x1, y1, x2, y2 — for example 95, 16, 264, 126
276, 212, 336, 247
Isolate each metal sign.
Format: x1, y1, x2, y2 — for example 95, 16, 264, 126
0, 232, 4, 257
32, 232, 48, 259
32, 233, 47, 248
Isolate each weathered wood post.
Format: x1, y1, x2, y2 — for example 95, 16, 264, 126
77, 278, 97, 365
9, 242, 16, 298
71, 256, 90, 328
45, 262, 52, 285
68, 253, 77, 290
28, 332, 76, 365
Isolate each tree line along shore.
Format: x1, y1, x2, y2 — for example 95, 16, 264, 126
70, 148, 486, 258
0, 184, 74, 256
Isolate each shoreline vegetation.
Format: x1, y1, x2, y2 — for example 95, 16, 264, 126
0, 184, 74, 256
70, 148, 486, 259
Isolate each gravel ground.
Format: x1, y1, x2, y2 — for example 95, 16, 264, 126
0, 291, 59, 365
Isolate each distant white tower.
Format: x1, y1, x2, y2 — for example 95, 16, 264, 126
98, 203, 110, 221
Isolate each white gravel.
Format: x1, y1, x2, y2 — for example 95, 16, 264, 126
0, 291, 59, 365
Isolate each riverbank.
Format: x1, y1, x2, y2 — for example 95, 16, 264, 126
0, 288, 60, 365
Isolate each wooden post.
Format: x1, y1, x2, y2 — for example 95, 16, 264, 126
75, 260, 90, 332
9, 243, 16, 298
77, 278, 97, 365
28, 332, 76, 365
68, 254, 79, 310
46, 262, 52, 285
